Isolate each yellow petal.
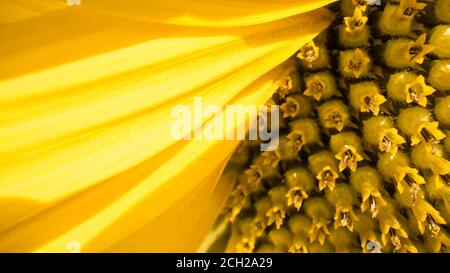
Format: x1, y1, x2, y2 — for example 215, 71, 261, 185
82, 0, 336, 27
0, 0, 65, 25
105, 162, 234, 252
0, 60, 294, 252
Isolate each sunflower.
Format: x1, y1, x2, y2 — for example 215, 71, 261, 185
0, 0, 335, 252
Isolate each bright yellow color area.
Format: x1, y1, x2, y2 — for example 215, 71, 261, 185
0, 0, 334, 252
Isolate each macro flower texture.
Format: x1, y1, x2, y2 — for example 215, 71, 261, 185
0, 0, 449, 254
